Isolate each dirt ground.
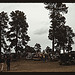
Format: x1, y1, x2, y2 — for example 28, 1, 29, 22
0, 59, 75, 72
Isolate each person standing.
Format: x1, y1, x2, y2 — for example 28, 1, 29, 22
0, 55, 5, 72
43, 54, 45, 62
6, 55, 10, 71
45, 54, 47, 62
42, 50, 45, 62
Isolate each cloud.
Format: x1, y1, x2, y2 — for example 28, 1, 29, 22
34, 27, 48, 35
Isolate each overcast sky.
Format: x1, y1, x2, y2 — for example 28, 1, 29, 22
0, 3, 75, 52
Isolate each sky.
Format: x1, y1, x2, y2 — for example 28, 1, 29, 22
0, 3, 75, 52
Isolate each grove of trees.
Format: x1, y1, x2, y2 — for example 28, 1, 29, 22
0, 10, 30, 56
0, 3, 75, 62
45, 3, 75, 54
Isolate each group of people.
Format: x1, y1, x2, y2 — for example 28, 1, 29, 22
40, 53, 49, 62
0, 54, 10, 72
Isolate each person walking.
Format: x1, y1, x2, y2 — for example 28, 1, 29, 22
6, 55, 10, 71
0, 55, 5, 72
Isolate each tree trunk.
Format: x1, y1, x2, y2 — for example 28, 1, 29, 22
63, 44, 65, 54
15, 28, 18, 58
52, 24, 55, 52
52, 35, 54, 52
63, 48, 65, 54
16, 34, 17, 55
0, 25, 1, 56
59, 46, 61, 55
52, 8, 55, 53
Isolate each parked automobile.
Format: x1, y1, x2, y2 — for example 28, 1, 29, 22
32, 53, 41, 61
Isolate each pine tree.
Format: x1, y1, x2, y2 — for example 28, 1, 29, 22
34, 43, 41, 53
0, 11, 9, 55
45, 3, 68, 53
45, 46, 52, 53
7, 10, 30, 55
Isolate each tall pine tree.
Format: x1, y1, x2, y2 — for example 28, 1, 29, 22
45, 3, 68, 53
0, 11, 9, 55
7, 10, 30, 55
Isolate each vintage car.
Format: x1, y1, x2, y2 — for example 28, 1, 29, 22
32, 53, 41, 61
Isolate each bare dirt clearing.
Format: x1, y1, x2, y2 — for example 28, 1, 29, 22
0, 60, 75, 72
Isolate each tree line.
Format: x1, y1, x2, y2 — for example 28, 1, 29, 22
0, 3, 75, 60
0, 10, 30, 56
45, 3, 75, 55
0, 9, 41, 57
